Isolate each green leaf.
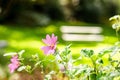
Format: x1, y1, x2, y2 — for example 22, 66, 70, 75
48, 71, 56, 75
3, 52, 17, 56
30, 54, 39, 61
73, 69, 83, 76
34, 61, 41, 67
80, 49, 94, 57
62, 44, 72, 56
26, 65, 31, 70
109, 15, 120, 21
17, 66, 26, 72
25, 65, 32, 73
96, 58, 103, 64
18, 50, 25, 58
99, 46, 117, 57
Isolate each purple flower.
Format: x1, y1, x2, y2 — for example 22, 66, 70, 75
41, 34, 57, 55
8, 55, 20, 73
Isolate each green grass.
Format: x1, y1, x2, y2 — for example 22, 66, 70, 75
0, 21, 119, 79
0, 22, 118, 65
0, 22, 118, 57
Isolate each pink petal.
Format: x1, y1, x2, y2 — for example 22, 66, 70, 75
42, 39, 49, 45
53, 36, 57, 43
51, 34, 57, 44
9, 55, 20, 73
49, 49, 55, 54
46, 34, 52, 44
42, 34, 52, 45
41, 34, 57, 55
11, 55, 19, 64
52, 34, 55, 38
59, 64, 65, 72
41, 46, 51, 55
41, 46, 55, 55
8, 64, 16, 73
11, 58, 18, 63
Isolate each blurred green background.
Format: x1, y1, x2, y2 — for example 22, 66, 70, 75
0, 0, 120, 79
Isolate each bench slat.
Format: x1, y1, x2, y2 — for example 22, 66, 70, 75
60, 26, 103, 41
62, 34, 103, 41
60, 26, 102, 34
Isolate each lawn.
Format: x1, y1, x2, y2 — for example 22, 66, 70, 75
0, 21, 118, 79
0, 22, 117, 50
0, 22, 118, 60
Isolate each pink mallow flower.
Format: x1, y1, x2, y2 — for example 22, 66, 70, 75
8, 55, 20, 73
41, 34, 57, 55
59, 64, 65, 72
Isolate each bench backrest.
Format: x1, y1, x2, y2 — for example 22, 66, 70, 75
60, 26, 103, 41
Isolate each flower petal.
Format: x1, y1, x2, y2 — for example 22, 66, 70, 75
8, 55, 20, 73
41, 46, 51, 55
41, 46, 55, 55
8, 63, 18, 73
52, 34, 57, 44
42, 39, 49, 45
41, 34, 57, 55
46, 34, 52, 45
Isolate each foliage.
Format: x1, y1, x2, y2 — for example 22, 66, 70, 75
0, 0, 119, 24
3, 15, 120, 80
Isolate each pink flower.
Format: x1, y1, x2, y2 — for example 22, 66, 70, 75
8, 55, 20, 73
59, 64, 65, 72
41, 34, 57, 55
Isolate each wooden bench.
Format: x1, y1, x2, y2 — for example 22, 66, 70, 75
60, 26, 103, 41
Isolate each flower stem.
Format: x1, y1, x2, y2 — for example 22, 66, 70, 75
90, 57, 97, 80
116, 30, 120, 41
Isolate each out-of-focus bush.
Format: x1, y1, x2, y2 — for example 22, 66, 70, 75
0, 0, 63, 25
73, 0, 118, 23
0, 0, 119, 24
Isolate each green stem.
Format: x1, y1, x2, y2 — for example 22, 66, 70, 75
57, 54, 73, 79
116, 30, 120, 41
116, 61, 120, 68
90, 57, 97, 80
88, 76, 89, 80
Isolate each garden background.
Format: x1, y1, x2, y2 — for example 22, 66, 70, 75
0, 0, 120, 79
